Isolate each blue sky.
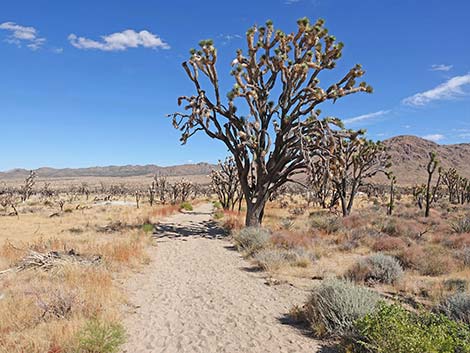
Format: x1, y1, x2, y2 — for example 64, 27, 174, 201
1, 0, 469, 171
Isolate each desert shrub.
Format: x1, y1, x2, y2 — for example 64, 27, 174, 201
212, 200, 222, 209
451, 216, 470, 234
372, 236, 406, 252
253, 249, 287, 271
351, 302, 470, 353
279, 218, 295, 230
395, 245, 425, 269
141, 223, 154, 233
74, 319, 125, 353
346, 253, 404, 285
437, 292, 470, 325
396, 245, 455, 276
213, 210, 224, 219
233, 227, 271, 255
254, 247, 314, 271
180, 202, 193, 211
310, 214, 342, 234
418, 246, 456, 276
222, 216, 243, 232
303, 279, 381, 338
459, 247, 470, 266
442, 233, 470, 249
379, 218, 401, 236
443, 278, 468, 293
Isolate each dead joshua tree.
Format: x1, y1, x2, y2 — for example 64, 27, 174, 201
211, 157, 244, 211
424, 152, 441, 217
135, 191, 141, 209
148, 181, 156, 206
387, 173, 396, 216
0, 193, 19, 216
154, 174, 168, 204
20, 170, 37, 202
178, 179, 193, 202
170, 18, 372, 226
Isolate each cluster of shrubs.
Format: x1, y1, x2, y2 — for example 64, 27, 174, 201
346, 253, 404, 285
232, 227, 315, 271
298, 279, 470, 353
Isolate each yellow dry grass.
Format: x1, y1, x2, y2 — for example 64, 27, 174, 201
0, 197, 181, 353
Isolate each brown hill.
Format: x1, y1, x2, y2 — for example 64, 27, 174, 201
383, 135, 470, 185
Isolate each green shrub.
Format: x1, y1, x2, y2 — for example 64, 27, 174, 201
141, 223, 154, 233
352, 302, 470, 353
437, 292, 470, 325
346, 253, 404, 285
180, 202, 193, 211
74, 319, 125, 353
451, 216, 470, 234
303, 279, 380, 338
212, 200, 222, 209
233, 227, 271, 255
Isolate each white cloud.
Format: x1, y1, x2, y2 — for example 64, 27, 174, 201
458, 133, 470, 138
422, 134, 445, 142
403, 73, 470, 106
52, 47, 64, 54
68, 29, 170, 51
343, 110, 391, 124
0, 21, 46, 50
218, 33, 242, 45
430, 64, 453, 72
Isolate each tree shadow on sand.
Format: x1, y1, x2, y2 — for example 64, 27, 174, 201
152, 220, 228, 239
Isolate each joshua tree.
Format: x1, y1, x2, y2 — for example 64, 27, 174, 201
154, 174, 168, 204
329, 134, 390, 216
148, 181, 156, 206
20, 170, 36, 202
211, 157, 244, 211
302, 126, 390, 216
170, 18, 372, 226
424, 152, 441, 217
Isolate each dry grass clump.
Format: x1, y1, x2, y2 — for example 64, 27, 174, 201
232, 227, 271, 255
302, 278, 381, 338
417, 246, 457, 276
346, 253, 404, 285
310, 213, 342, 234
372, 236, 407, 252
253, 247, 314, 271
450, 216, 470, 234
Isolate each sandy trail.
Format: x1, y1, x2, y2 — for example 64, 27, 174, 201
122, 203, 321, 353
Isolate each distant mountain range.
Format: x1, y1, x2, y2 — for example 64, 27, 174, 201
1, 136, 469, 185
0, 163, 216, 180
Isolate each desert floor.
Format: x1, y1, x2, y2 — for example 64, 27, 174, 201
121, 203, 323, 353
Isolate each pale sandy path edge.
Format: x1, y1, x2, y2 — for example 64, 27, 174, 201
121, 203, 324, 353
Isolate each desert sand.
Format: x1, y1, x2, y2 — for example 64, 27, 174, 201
121, 203, 321, 353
